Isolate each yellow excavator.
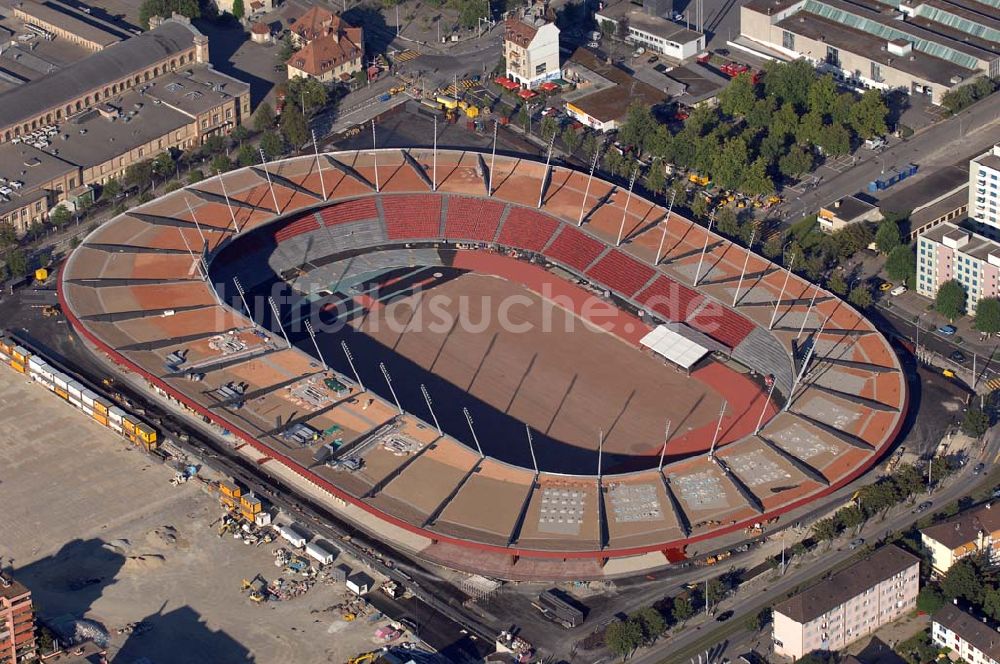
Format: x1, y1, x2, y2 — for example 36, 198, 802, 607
347, 653, 378, 664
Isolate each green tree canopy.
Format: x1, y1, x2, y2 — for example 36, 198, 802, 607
645, 163, 667, 194
139, 0, 200, 29
849, 284, 873, 309
827, 271, 848, 296
211, 154, 233, 173
712, 137, 749, 191
885, 245, 916, 286
618, 103, 658, 154
4, 248, 28, 277
672, 595, 694, 622
746, 97, 776, 131
124, 160, 154, 188
778, 145, 813, 179
287, 76, 329, 115
630, 606, 666, 643
260, 131, 285, 159
961, 406, 990, 438
232, 0, 244, 18
719, 72, 758, 118
253, 102, 276, 133
281, 104, 309, 149
916, 586, 944, 614
941, 558, 986, 603
974, 297, 1000, 335
850, 89, 890, 139
153, 151, 175, 178
742, 158, 775, 197
935, 279, 967, 321
49, 204, 72, 228
812, 517, 840, 543
763, 59, 815, 110
875, 219, 902, 254
807, 74, 838, 117
540, 115, 559, 143
605, 618, 644, 659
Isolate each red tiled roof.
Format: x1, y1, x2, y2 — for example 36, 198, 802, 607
504, 18, 537, 47
290, 6, 346, 42
288, 29, 363, 77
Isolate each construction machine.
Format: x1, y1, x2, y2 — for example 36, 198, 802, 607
347, 652, 378, 664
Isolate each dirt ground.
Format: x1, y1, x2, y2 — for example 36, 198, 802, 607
0, 368, 404, 663
351, 272, 726, 473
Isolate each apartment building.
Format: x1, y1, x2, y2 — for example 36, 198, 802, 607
921, 502, 1000, 575
503, 16, 561, 88
771, 545, 920, 660
739, 0, 999, 105
932, 604, 1000, 664
0, 572, 35, 664
916, 222, 1000, 313
970, 144, 1000, 230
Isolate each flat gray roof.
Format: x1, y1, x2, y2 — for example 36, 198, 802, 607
49, 91, 193, 167
626, 11, 702, 44
0, 19, 200, 131
145, 68, 249, 117
824, 195, 875, 221
0, 142, 77, 216
12, 0, 125, 47
880, 164, 968, 214
921, 221, 1000, 262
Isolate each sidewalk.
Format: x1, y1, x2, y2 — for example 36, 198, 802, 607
881, 291, 1000, 359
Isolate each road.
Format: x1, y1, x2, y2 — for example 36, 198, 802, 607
777, 98, 1000, 221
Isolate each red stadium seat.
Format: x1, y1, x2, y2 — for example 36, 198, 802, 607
273, 215, 319, 243
497, 207, 559, 252
545, 226, 606, 272
585, 250, 656, 297
317, 198, 378, 227
687, 302, 756, 348
635, 275, 705, 323
383, 194, 442, 240
444, 196, 505, 242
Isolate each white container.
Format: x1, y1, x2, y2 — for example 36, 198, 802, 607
53, 373, 70, 390
108, 407, 126, 423
110, 421, 123, 433
305, 540, 337, 565
81, 390, 97, 406
28, 356, 45, 370
68, 381, 84, 398
69, 397, 83, 409
275, 524, 307, 548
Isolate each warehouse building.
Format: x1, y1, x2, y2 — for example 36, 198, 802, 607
596, 0, 705, 62
738, 0, 999, 105
562, 48, 666, 132
0, 15, 210, 144
771, 545, 920, 660
10, 0, 127, 52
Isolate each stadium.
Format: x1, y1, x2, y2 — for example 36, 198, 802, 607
59, 148, 907, 579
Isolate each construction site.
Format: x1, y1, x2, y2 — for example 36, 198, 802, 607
0, 366, 446, 663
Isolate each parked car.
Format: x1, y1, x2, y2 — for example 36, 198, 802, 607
974, 463, 986, 474
865, 136, 887, 150
849, 538, 865, 550
950, 350, 966, 363
587, 41, 600, 48
913, 501, 933, 513
938, 325, 957, 336
878, 281, 894, 292
647, 55, 659, 63
716, 610, 734, 622
890, 285, 907, 296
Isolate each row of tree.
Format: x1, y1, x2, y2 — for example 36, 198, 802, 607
934, 278, 1000, 335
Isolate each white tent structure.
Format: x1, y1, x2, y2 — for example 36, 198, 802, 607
640, 325, 710, 371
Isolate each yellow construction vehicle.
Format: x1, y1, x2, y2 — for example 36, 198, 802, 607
342, 613, 356, 622
42, 304, 60, 317
688, 173, 710, 186
348, 653, 378, 664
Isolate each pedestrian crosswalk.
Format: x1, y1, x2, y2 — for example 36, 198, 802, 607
985, 377, 1000, 392
394, 50, 419, 63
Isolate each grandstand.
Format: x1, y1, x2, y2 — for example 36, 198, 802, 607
59, 148, 906, 580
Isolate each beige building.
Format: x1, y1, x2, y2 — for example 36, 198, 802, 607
0, 16, 210, 144
818, 195, 883, 233
921, 502, 1000, 575
0, 144, 79, 235
10, 0, 124, 52
738, 0, 999, 105
287, 24, 364, 84
503, 16, 561, 88
772, 545, 920, 660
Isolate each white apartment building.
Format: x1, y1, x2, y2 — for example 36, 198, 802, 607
933, 604, 1000, 664
970, 144, 1000, 230
772, 545, 920, 660
503, 17, 560, 88
595, 4, 704, 61
916, 222, 1000, 314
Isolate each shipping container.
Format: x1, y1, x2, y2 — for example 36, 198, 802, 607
537, 589, 585, 627
347, 572, 374, 596
53, 373, 69, 390
274, 524, 308, 548
68, 381, 84, 398
122, 417, 136, 434
12, 345, 29, 362
93, 413, 108, 426
10, 361, 25, 373
93, 398, 111, 414
329, 565, 350, 582
54, 387, 69, 400
28, 356, 45, 370
69, 397, 83, 409
108, 407, 125, 423
305, 540, 338, 565
81, 389, 97, 406
136, 423, 156, 445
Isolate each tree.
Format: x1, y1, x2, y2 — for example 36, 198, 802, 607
712, 137, 749, 191
961, 406, 989, 438
287, 76, 329, 115
746, 97, 776, 132
916, 586, 944, 614
983, 587, 1000, 621
187, 169, 204, 184
935, 279, 967, 321
153, 151, 175, 179
517, 103, 530, 133
812, 517, 840, 544
742, 158, 775, 197
49, 204, 72, 228
203, 134, 226, 155
778, 145, 813, 180
211, 154, 233, 173
892, 463, 925, 498
253, 102, 276, 132
885, 245, 916, 287
705, 578, 727, 608
672, 595, 694, 623
276, 34, 295, 63
259, 131, 285, 159
604, 619, 643, 659
833, 223, 874, 259
645, 163, 667, 194
138, 0, 200, 29
4, 248, 28, 277
763, 233, 784, 260
849, 284, 872, 309
581, 132, 601, 162
561, 126, 581, 155
807, 74, 838, 117
237, 143, 257, 168
618, 103, 657, 154
124, 160, 154, 189
827, 271, 847, 296
816, 123, 851, 157
101, 178, 121, 202
850, 89, 889, 139
716, 206, 740, 239
232, 0, 244, 18
280, 104, 309, 149
540, 115, 558, 143
691, 194, 709, 219
457, 0, 488, 29
630, 607, 666, 643
974, 297, 1000, 335
941, 558, 985, 604
875, 219, 902, 254
719, 72, 757, 118
836, 505, 865, 530
745, 608, 771, 632
762, 59, 815, 110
